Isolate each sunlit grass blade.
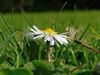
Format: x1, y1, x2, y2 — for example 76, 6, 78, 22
90, 27, 100, 38
84, 50, 89, 62
92, 55, 97, 70
70, 49, 77, 65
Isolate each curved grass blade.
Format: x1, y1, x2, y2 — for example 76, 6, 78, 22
0, 32, 16, 50
0, 14, 21, 51
79, 23, 90, 40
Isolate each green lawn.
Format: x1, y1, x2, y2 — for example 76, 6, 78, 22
0, 11, 100, 75
0, 11, 100, 42
0, 11, 100, 30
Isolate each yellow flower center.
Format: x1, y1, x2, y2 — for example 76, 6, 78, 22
43, 28, 57, 35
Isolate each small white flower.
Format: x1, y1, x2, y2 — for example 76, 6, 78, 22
28, 25, 69, 46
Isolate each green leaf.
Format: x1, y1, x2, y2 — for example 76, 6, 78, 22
72, 70, 92, 75
13, 69, 33, 75
70, 49, 77, 65
0, 55, 6, 64
0, 32, 16, 49
24, 62, 35, 70
0, 62, 10, 69
33, 60, 54, 75
79, 23, 90, 40
0, 68, 33, 75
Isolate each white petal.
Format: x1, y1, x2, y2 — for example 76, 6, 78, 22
50, 38, 55, 45
59, 34, 67, 38
54, 36, 63, 44
59, 32, 69, 38
34, 34, 44, 39
44, 32, 49, 36
44, 36, 48, 42
33, 25, 42, 32
30, 26, 45, 37
44, 36, 55, 45
58, 35, 68, 45
30, 28, 37, 33
54, 35, 68, 45
25, 32, 34, 40
61, 32, 68, 35
44, 36, 51, 42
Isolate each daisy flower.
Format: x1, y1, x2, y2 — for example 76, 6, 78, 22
28, 25, 69, 46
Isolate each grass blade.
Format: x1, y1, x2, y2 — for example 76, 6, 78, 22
79, 23, 90, 40
0, 32, 16, 49
0, 14, 21, 51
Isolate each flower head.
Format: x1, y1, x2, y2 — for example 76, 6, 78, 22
43, 28, 57, 35
28, 25, 69, 46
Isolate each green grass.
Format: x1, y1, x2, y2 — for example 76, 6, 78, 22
0, 11, 100, 39
0, 11, 100, 30
0, 10, 100, 75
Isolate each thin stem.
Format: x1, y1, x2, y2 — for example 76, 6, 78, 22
70, 67, 79, 73
38, 46, 41, 60
46, 41, 51, 62
74, 39, 100, 53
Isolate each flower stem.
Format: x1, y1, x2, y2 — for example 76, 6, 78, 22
46, 41, 51, 62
